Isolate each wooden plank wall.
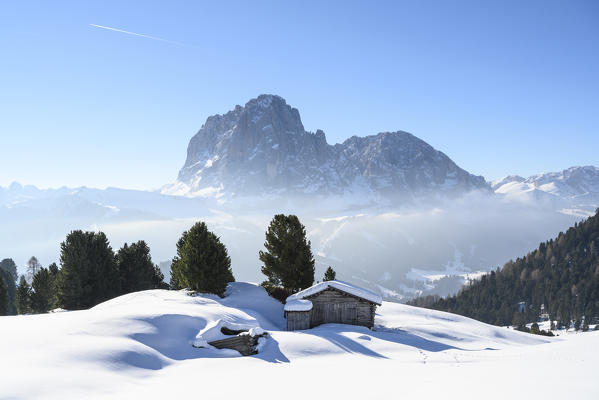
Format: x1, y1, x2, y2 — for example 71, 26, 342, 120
286, 310, 311, 331
208, 335, 259, 356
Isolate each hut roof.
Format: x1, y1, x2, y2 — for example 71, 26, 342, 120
284, 280, 382, 312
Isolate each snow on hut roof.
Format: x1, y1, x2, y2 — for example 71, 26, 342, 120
284, 280, 382, 311
283, 299, 313, 312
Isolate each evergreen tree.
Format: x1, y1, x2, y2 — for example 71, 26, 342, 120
0, 267, 17, 315
48, 263, 60, 308
117, 241, 164, 294
259, 214, 315, 294
323, 266, 336, 281
152, 265, 169, 289
0, 258, 18, 282
56, 230, 120, 310
170, 222, 234, 296
0, 272, 7, 316
16, 275, 31, 314
30, 267, 53, 313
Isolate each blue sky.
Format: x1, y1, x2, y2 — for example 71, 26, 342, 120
1, 0, 597, 189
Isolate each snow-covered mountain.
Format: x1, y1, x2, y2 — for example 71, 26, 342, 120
492, 166, 599, 215
165, 94, 489, 203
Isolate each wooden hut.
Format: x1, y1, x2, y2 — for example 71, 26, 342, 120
284, 280, 382, 331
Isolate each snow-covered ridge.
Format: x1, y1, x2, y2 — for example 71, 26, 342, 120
492, 166, 599, 215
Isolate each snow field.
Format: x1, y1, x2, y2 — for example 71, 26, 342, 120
0, 282, 597, 399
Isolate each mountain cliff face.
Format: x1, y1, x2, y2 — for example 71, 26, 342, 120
171, 94, 488, 201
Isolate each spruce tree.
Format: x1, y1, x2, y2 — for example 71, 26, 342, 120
30, 267, 53, 313
117, 241, 163, 294
0, 258, 18, 282
16, 275, 31, 314
48, 262, 60, 307
323, 266, 336, 281
170, 222, 235, 296
0, 267, 17, 315
152, 265, 169, 289
56, 230, 120, 310
259, 214, 315, 294
0, 273, 8, 316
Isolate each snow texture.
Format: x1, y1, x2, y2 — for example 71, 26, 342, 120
0, 282, 598, 399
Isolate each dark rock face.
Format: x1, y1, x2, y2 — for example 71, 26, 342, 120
177, 94, 488, 200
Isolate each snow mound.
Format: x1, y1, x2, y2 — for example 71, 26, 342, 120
1, 281, 598, 399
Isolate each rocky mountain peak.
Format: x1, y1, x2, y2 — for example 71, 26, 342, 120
170, 95, 489, 201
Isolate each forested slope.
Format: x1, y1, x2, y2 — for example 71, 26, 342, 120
413, 209, 599, 327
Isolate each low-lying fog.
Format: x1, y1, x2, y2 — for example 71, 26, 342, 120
0, 185, 587, 300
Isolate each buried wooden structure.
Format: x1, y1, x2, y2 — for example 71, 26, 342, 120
284, 281, 382, 331
208, 334, 263, 356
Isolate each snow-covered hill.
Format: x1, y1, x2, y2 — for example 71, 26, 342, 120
492, 166, 599, 215
0, 283, 596, 399
164, 94, 489, 203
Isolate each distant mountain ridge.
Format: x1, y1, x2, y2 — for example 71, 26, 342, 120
165, 94, 489, 202
492, 166, 599, 215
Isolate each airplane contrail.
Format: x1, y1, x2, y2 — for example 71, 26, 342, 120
89, 24, 182, 45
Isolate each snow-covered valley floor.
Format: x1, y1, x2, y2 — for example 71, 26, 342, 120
1, 282, 597, 399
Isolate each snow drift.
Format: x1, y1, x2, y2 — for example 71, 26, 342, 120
1, 282, 598, 399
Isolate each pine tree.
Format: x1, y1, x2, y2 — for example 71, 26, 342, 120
16, 275, 31, 314
0, 258, 18, 282
259, 214, 315, 294
0, 273, 8, 316
0, 267, 17, 315
48, 263, 60, 309
323, 266, 336, 281
152, 265, 169, 289
30, 267, 53, 313
56, 230, 120, 310
117, 241, 163, 294
170, 222, 235, 296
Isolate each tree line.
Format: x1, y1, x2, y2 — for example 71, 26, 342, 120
0, 233, 167, 315
0, 214, 335, 315
410, 209, 599, 330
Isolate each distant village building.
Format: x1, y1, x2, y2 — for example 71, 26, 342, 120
284, 280, 382, 331
539, 303, 550, 321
